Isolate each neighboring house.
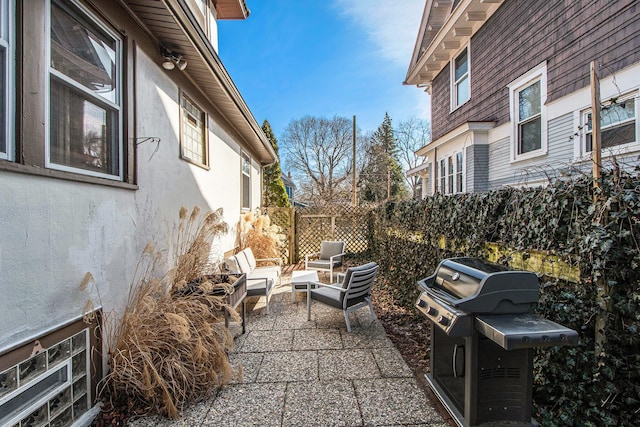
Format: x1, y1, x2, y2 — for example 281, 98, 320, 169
405, 0, 640, 197
281, 172, 296, 205
281, 171, 308, 207
0, 1, 276, 425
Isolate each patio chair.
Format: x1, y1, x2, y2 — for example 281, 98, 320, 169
305, 240, 345, 282
306, 262, 379, 332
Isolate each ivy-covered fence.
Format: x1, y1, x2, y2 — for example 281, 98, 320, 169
367, 167, 640, 426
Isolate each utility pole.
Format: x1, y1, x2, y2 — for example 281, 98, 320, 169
591, 60, 608, 364
352, 115, 357, 206
590, 61, 602, 190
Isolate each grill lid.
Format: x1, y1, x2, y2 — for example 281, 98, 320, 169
419, 257, 540, 314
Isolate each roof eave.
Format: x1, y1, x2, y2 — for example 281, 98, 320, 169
415, 121, 495, 156
120, 0, 276, 164
405, 0, 504, 87
215, 0, 250, 20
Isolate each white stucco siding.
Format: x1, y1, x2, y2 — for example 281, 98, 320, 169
0, 174, 138, 351
135, 48, 245, 261
205, 117, 244, 254
0, 47, 261, 352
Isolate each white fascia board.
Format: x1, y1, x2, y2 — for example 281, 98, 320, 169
405, 0, 504, 86
415, 121, 495, 156
407, 162, 430, 177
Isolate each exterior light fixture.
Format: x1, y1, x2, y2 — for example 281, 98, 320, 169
161, 47, 187, 71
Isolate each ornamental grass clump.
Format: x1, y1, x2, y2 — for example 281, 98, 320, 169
99, 207, 240, 420
170, 206, 229, 291
240, 211, 283, 262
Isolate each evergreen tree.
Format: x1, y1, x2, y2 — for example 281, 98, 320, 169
261, 120, 290, 207
359, 113, 408, 203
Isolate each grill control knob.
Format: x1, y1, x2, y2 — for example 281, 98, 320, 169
437, 316, 450, 326
417, 299, 428, 308
426, 306, 438, 316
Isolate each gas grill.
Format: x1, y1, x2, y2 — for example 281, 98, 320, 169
416, 257, 578, 427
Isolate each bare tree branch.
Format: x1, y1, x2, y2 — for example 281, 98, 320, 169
281, 115, 354, 206
395, 118, 431, 198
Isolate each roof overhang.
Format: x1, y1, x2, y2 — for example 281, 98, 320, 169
119, 0, 276, 164
216, 0, 250, 20
406, 162, 430, 178
415, 121, 495, 156
404, 0, 504, 89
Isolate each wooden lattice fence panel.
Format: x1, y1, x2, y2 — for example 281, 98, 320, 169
265, 207, 294, 264
294, 206, 372, 263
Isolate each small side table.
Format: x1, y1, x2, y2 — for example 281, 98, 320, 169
290, 270, 319, 302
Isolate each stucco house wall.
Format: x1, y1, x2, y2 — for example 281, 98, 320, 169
0, 1, 272, 423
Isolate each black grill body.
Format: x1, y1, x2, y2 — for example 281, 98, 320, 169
416, 258, 578, 427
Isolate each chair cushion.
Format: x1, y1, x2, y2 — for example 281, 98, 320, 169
235, 253, 252, 274
225, 256, 241, 274
243, 248, 257, 270
306, 259, 339, 270
319, 241, 344, 260
246, 277, 273, 296
310, 286, 343, 309
249, 266, 280, 280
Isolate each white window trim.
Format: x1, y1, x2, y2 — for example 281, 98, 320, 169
439, 158, 446, 193
0, 0, 14, 161
241, 151, 251, 211
508, 62, 548, 163
44, 0, 123, 180
180, 93, 209, 167
574, 91, 639, 161
450, 44, 470, 112
455, 151, 464, 193
437, 150, 465, 194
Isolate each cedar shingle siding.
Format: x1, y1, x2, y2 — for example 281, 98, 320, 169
431, 0, 640, 142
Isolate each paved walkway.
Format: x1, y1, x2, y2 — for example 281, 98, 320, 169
128, 272, 450, 427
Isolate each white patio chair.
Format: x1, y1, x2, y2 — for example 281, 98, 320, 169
305, 240, 345, 282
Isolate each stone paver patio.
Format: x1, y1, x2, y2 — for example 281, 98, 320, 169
127, 271, 451, 427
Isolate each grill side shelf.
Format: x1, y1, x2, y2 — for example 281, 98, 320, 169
475, 314, 579, 350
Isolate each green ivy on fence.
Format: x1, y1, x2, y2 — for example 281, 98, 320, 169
367, 166, 640, 426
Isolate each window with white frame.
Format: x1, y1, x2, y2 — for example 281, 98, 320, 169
0, 0, 12, 161
508, 63, 547, 161
582, 94, 636, 154
456, 152, 463, 193
447, 156, 454, 193
439, 158, 446, 193
451, 46, 470, 110
241, 152, 251, 210
181, 95, 208, 166
439, 152, 464, 194
48, 0, 122, 179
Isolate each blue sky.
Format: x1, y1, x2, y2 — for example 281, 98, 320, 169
217, 0, 428, 139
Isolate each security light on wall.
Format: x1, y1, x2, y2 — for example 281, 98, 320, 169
161, 47, 187, 71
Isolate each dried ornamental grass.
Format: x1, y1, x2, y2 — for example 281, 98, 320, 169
240, 211, 284, 262
170, 206, 228, 291
97, 207, 240, 420
105, 279, 236, 418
